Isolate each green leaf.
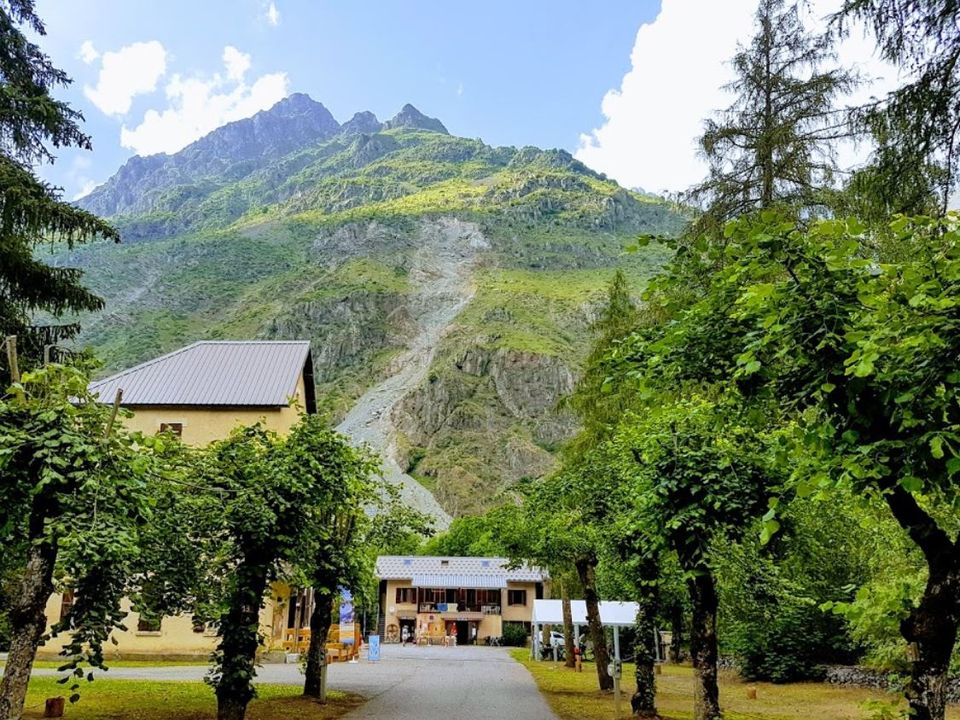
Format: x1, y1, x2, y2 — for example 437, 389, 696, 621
899, 475, 922, 493
930, 435, 945, 459
759, 518, 781, 545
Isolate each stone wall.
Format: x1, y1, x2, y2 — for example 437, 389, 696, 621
824, 666, 960, 703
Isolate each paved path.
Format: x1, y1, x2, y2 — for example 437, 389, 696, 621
27, 645, 558, 720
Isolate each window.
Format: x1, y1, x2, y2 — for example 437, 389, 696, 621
59, 590, 75, 622
137, 614, 162, 633
159, 422, 183, 437
483, 589, 502, 605
395, 587, 415, 604
507, 589, 527, 607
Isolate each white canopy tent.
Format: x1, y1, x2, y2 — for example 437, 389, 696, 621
530, 599, 646, 664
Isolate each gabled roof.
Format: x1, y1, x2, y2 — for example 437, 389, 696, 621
376, 556, 546, 584
90, 341, 316, 412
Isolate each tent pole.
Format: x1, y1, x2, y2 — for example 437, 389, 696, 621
613, 625, 622, 717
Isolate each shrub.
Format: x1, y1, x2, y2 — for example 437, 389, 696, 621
716, 496, 869, 682
502, 622, 529, 647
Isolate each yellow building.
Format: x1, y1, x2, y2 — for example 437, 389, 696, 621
376, 556, 547, 646
40, 340, 317, 659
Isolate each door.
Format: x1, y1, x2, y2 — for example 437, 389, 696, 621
456, 621, 470, 646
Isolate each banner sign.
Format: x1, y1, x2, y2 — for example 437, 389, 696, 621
339, 588, 355, 645
368, 634, 381, 661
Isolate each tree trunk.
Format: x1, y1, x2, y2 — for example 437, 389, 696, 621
688, 570, 721, 720
901, 567, 960, 720
575, 556, 613, 691
216, 696, 248, 720
561, 580, 576, 669
884, 484, 960, 720
303, 590, 335, 699
215, 562, 270, 720
0, 534, 57, 720
669, 602, 684, 663
631, 560, 660, 718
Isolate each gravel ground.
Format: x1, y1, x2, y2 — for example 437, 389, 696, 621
25, 645, 558, 720
337, 218, 489, 529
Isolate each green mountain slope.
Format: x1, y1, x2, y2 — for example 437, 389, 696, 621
62, 95, 682, 516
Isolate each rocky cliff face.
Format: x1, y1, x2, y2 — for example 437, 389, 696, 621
391, 342, 580, 515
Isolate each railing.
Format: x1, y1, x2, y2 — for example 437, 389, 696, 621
418, 602, 502, 614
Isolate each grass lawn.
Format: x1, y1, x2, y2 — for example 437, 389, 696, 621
511, 650, 960, 720
19, 677, 363, 720
23, 660, 211, 669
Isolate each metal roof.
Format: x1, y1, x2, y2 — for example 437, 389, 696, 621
412, 574, 507, 589
89, 341, 316, 412
531, 599, 638, 628
376, 556, 546, 583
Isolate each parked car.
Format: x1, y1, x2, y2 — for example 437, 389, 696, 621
541, 630, 586, 660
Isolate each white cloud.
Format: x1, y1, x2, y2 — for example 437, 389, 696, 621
119, 47, 288, 156
223, 46, 251, 82
456, 82, 464, 97
84, 40, 167, 116
73, 179, 99, 200
576, 0, 898, 195
65, 155, 101, 200
265, 1, 281, 26
78, 40, 99, 64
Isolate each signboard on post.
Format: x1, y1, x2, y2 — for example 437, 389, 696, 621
339, 588, 355, 645
368, 634, 381, 661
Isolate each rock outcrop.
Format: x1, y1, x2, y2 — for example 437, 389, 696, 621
384, 103, 449, 134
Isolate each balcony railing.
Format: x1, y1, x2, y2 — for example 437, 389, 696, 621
417, 602, 502, 615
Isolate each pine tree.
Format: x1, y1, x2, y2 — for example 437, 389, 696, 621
834, 0, 960, 216
689, 0, 856, 234
567, 269, 639, 441
0, 0, 118, 367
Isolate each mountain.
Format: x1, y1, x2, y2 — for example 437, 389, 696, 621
383, 103, 448, 134
81, 93, 341, 219
63, 94, 683, 519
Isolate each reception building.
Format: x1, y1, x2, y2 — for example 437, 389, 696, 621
376, 556, 547, 645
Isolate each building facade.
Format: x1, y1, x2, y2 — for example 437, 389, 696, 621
376, 556, 547, 645
40, 341, 317, 659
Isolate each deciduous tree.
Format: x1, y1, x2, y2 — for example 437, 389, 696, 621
0, 364, 154, 720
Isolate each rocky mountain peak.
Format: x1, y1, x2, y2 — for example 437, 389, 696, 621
270, 91, 322, 114
384, 103, 448, 134
79, 93, 341, 218
340, 110, 383, 135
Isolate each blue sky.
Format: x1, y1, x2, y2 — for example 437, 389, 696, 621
35, 0, 901, 202
35, 0, 661, 197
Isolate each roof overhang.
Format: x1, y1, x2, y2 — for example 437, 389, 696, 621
411, 574, 506, 589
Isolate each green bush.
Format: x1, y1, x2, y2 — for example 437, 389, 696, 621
716, 496, 869, 682
502, 622, 529, 647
